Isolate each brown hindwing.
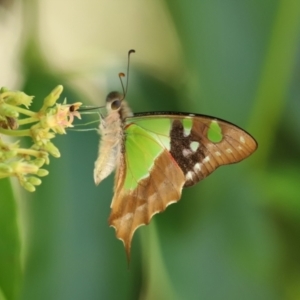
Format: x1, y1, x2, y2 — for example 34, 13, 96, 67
109, 149, 185, 260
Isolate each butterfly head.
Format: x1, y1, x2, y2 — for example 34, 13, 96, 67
105, 91, 133, 119
106, 91, 123, 111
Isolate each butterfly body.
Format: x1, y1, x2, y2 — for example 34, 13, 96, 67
94, 92, 257, 259
94, 92, 133, 185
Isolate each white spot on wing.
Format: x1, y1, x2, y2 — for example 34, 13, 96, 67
203, 156, 210, 163
190, 141, 200, 152
186, 171, 194, 181
215, 151, 221, 156
226, 148, 233, 154
194, 163, 202, 172
184, 128, 191, 137
240, 136, 245, 144
183, 149, 193, 157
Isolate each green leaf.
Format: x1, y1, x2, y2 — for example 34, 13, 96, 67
0, 287, 8, 300
0, 178, 21, 300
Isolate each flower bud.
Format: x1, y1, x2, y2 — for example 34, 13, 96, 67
0, 87, 9, 93
32, 158, 46, 167
4, 150, 18, 159
27, 176, 42, 186
5, 92, 34, 108
44, 142, 60, 157
37, 169, 49, 177
12, 161, 39, 174
23, 181, 35, 192
0, 103, 19, 118
41, 85, 63, 111
0, 163, 12, 175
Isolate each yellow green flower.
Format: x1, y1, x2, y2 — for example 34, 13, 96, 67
0, 85, 82, 191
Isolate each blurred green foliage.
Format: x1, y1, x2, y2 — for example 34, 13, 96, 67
1, 0, 300, 299
0, 179, 20, 300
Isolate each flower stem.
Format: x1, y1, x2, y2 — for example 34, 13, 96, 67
18, 117, 39, 126
0, 128, 31, 137
16, 148, 42, 157
6, 105, 37, 117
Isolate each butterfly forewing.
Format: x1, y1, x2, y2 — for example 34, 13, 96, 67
128, 113, 257, 186
109, 112, 257, 258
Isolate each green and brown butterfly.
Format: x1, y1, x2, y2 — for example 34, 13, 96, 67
93, 85, 257, 260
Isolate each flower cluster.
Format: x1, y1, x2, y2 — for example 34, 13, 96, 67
0, 85, 82, 191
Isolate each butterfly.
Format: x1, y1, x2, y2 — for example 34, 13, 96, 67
93, 90, 258, 260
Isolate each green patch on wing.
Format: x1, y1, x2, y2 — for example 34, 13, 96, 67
126, 117, 172, 150
182, 118, 193, 136
207, 120, 223, 143
124, 123, 170, 190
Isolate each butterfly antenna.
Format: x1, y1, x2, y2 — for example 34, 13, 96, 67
78, 49, 135, 111
118, 72, 126, 99
119, 49, 135, 100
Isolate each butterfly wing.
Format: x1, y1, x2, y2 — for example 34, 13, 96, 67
109, 113, 257, 258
